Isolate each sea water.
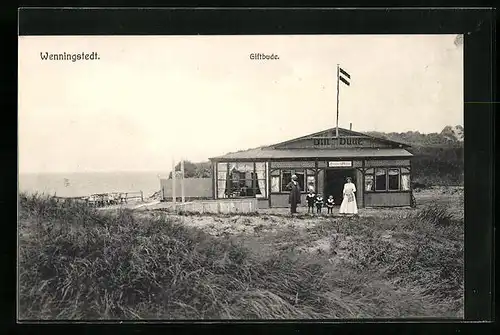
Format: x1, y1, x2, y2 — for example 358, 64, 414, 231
18, 171, 164, 198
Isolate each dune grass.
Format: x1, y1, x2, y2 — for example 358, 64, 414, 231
18, 192, 463, 320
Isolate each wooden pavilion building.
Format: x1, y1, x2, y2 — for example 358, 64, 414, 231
209, 127, 413, 209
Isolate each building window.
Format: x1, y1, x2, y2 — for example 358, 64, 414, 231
255, 162, 267, 198
260, 168, 319, 194
375, 168, 387, 191
306, 169, 316, 192
364, 168, 374, 192
281, 170, 306, 192
272, 168, 312, 193
364, 167, 410, 192
271, 176, 280, 193
365, 174, 374, 191
216, 163, 228, 198
306, 176, 315, 191
295, 171, 305, 191
401, 167, 411, 191
388, 168, 400, 191
281, 170, 292, 192
401, 174, 411, 191
216, 162, 267, 198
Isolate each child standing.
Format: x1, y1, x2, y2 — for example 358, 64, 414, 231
315, 193, 324, 214
326, 195, 335, 214
306, 188, 316, 214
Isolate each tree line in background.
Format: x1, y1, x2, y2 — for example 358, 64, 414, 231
169, 126, 464, 187
168, 161, 212, 179
366, 126, 464, 186
366, 125, 464, 147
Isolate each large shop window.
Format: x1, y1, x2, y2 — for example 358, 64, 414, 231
216, 162, 267, 198
274, 168, 315, 193
281, 170, 305, 192
364, 167, 411, 192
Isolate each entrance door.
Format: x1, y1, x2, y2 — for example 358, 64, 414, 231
324, 169, 356, 205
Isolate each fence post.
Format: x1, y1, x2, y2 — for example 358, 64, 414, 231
172, 158, 176, 205
141, 191, 144, 202
181, 159, 185, 203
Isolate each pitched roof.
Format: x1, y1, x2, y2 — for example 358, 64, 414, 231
267, 127, 410, 149
210, 147, 412, 160
209, 128, 413, 161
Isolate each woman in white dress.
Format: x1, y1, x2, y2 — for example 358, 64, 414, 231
339, 177, 358, 215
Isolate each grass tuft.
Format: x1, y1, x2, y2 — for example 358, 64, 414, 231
19, 193, 463, 319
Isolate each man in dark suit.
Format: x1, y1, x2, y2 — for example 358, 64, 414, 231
287, 174, 301, 214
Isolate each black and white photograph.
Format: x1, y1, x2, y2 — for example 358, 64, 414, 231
18, 33, 465, 320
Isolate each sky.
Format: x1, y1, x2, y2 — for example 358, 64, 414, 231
18, 35, 463, 174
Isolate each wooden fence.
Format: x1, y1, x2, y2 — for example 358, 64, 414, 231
160, 178, 212, 200
172, 198, 258, 214
52, 191, 144, 207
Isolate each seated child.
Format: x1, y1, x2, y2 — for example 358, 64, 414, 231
306, 188, 316, 214
326, 195, 335, 214
315, 193, 324, 214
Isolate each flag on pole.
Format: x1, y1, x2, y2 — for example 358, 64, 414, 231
339, 67, 351, 86
336, 65, 351, 138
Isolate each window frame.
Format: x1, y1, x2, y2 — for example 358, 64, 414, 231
269, 168, 316, 194
364, 174, 374, 192
401, 172, 411, 191
387, 168, 400, 191
270, 175, 281, 193
295, 170, 306, 192
305, 169, 316, 193
306, 175, 316, 192
216, 161, 268, 199
280, 169, 306, 193
364, 166, 411, 193
374, 168, 387, 191
280, 170, 293, 192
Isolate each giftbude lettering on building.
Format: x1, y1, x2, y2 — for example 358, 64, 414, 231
312, 137, 364, 146
279, 136, 394, 149
267, 129, 404, 150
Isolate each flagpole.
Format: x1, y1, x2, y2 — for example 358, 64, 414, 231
336, 64, 340, 138
172, 157, 176, 205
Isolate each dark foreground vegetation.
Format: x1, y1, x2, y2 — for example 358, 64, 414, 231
19, 192, 463, 320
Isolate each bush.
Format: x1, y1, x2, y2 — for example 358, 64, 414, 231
411, 146, 464, 186
415, 203, 454, 227
18, 194, 336, 319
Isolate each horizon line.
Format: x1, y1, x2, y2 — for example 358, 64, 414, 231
19, 170, 174, 175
